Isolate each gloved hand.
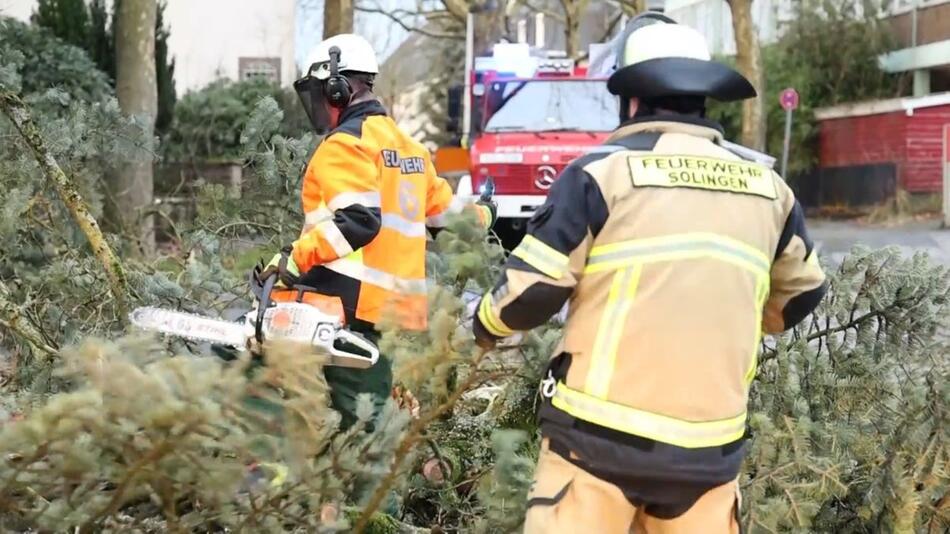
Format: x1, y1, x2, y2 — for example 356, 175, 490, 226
474, 331, 497, 350
472, 199, 497, 230
472, 312, 499, 350
260, 246, 300, 288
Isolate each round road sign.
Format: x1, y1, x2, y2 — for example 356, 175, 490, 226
780, 88, 800, 111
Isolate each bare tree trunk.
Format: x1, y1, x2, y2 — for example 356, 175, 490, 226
114, 0, 158, 253
561, 0, 586, 58
727, 0, 765, 150
324, 0, 354, 37
611, 0, 646, 18
0, 90, 130, 323
474, 8, 507, 56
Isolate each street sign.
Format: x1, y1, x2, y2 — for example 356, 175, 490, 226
780, 88, 799, 111
779, 88, 799, 177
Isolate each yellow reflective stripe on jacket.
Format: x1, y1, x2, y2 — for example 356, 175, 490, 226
511, 235, 570, 279
478, 293, 514, 337
585, 232, 770, 278
580, 231, 771, 414
745, 276, 771, 384
585, 264, 643, 399
551, 381, 747, 449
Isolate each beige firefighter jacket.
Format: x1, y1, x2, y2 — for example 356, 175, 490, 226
475, 116, 826, 453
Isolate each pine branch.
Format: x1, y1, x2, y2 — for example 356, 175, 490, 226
353, 348, 496, 532
0, 88, 130, 323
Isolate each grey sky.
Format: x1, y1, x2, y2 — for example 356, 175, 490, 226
295, 0, 410, 69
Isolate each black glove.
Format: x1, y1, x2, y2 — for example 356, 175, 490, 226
472, 310, 500, 350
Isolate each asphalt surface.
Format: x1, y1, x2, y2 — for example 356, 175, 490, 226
810, 219, 950, 266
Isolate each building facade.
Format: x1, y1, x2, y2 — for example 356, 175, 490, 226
160, 0, 297, 93
810, 92, 950, 205
879, 0, 950, 95
0, 0, 297, 94
664, 0, 950, 95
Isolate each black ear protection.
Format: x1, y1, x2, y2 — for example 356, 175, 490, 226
325, 46, 352, 108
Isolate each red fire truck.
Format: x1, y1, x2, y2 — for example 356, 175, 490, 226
440, 42, 619, 249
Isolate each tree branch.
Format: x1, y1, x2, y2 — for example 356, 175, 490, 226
439, 0, 470, 21
0, 283, 58, 360
354, 4, 463, 39
576, 11, 624, 61
522, 0, 566, 22
0, 89, 130, 323
353, 348, 495, 532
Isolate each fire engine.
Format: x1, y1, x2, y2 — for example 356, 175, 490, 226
438, 41, 619, 249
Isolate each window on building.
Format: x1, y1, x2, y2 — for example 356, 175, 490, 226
239, 57, 281, 84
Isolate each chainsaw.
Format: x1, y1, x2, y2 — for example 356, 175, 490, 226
129, 265, 379, 369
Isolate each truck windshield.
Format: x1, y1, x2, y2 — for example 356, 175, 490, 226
483, 80, 618, 133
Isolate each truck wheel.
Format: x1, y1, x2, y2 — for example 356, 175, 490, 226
493, 218, 527, 252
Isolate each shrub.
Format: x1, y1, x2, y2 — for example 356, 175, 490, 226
163, 79, 311, 162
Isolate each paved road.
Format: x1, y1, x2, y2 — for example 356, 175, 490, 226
810, 219, 950, 266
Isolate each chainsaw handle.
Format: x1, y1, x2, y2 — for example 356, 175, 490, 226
255, 272, 277, 344
329, 329, 379, 369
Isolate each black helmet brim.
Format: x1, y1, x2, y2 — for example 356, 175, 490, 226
607, 57, 757, 102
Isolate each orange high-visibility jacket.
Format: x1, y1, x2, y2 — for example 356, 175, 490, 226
292, 100, 463, 330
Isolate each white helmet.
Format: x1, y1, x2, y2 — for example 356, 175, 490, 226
606, 13, 755, 102
303, 33, 379, 80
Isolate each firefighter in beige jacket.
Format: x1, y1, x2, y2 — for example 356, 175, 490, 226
472, 14, 827, 534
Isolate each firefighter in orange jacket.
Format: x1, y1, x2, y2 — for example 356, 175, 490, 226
264, 34, 495, 428
472, 14, 827, 533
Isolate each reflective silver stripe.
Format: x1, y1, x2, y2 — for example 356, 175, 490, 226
316, 219, 354, 257
382, 213, 426, 238
327, 191, 381, 211
551, 382, 748, 449
305, 207, 333, 226
425, 197, 466, 228
324, 258, 427, 295
303, 207, 333, 233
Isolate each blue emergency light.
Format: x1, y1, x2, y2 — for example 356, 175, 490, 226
475, 43, 539, 78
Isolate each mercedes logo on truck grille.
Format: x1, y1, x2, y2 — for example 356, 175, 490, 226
535, 165, 558, 190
